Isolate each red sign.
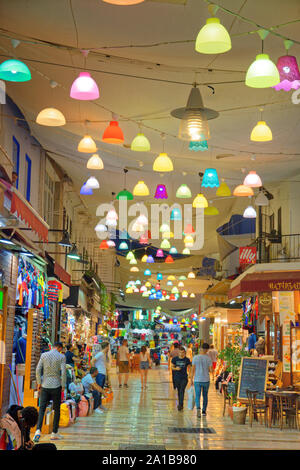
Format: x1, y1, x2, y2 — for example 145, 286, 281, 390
239, 246, 257, 265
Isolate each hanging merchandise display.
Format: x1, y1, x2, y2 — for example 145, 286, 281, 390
36, 108, 66, 127
70, 72, 100, 100
195, 17, 232, 54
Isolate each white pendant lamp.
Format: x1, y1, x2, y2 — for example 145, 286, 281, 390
78, 135, 98, 153
36, 108, 66, 126
255, 191, 269, 206
243, 205, 257, 218
85, 176, 100, 189
243, 171, 262, 188
87, 154, 104, 170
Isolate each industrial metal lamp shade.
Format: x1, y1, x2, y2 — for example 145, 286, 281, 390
233, 185, 254, 197
36, 108, 66, 126
273, 55, 300, 91
78, 135, 98, 153
67, 244, 80, 260
250, 121, 272, 142
216, 181, 231, 197
133, 181, 149, 196
176, 184, 192, 198
195, 18, 231, 54
0, 59, 31, 82
202, 168, 220, 188
87, 154, 104, 170
192, 193, 208, 208
153, 153, 173, 172
70, 72, 99, 100
245, 54, 280, 88
58, 232, 72, 248
243, 171, 262, 188
102, 121, 124, 144
179, 109, 210, 141
243, 205, 257, 218
131, 133, 150, 151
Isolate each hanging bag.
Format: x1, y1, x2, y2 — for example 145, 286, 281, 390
187, 386, 195, 411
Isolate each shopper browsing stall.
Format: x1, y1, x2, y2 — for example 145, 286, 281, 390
81, 367, 108, 414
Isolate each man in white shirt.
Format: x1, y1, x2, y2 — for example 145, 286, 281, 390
91, 342, 109, 410
117, 339, 130, 388
81, 367, 107, 414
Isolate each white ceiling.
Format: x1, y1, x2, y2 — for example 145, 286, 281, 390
0, 0, 299, 304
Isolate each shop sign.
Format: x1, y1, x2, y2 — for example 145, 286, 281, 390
239, 246, 257, 265
258, 292, 273, 316
268, 281, 300, 291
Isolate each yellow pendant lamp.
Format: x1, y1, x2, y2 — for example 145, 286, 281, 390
153, 153, 173, 172
131, 133, 150, 152
204, 206, 219, 215
130, 266, 139, 272
195, 17, 232, 54
141, 254, 148, 263
36, 108, 66, 126
188, 271, 196, 279
184, 235, 194, 245
216, 181, 231, 197
161, 239, 171, 249
78, 135, 98, 153
162, 231, 174, 239
250, 121, 272, 141
133, 181, 149, 197
192, 193, 208, 208
87, 154, 104, 170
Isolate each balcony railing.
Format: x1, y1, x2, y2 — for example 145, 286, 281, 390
256, 234, 300, 263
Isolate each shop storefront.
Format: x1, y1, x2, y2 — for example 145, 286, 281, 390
228, 263, 300, 386
202, 306, 244, 351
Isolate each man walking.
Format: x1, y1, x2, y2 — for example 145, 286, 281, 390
33, 342, 66, 442
91, 342, 109, 409
190, 343, 212, 417
171, 346, 191, 411
117, 339, 130, 388
169, 342, 181, 390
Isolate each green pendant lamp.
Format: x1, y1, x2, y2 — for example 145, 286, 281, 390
176, 184, 192, 198
245, 32, 280, 88
116, 169, 133, 200
195, 17, 231, 54
0, 59, 31, 82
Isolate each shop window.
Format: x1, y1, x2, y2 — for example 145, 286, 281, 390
25, 154, 31, 202
43, 170, 55, 227
12, 136, 20, 189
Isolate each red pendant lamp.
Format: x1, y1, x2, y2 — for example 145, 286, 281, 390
99, 240, 109, 250
165, 255, 174, 264
102, 119, 124, 144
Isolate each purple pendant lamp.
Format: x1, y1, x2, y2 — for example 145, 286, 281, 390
273, 55, 300, 91
154, 184, 168, 199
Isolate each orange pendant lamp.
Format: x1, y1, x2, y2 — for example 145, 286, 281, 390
102, 119, 124, 144
233, 184, 254, 197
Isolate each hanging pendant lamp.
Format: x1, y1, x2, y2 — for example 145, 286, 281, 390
153, 153, 173, 172
67, 244, 80, 260
154, 184, 168, 199
250, 121, 272, 142
184, 235, 194, 245
87, 154, 104, 170
131, 133, 150, 152
36, 108, 66, 126
136, 214, 148, 226
102, 120, 124, 144
80, 182, 93, 195
99, 240, 109, 250
78, 135, 98, 153
130, 266, 139, 272
188, 271, 196, 279
116, 169, 133, 200
126, 250, 135, 260
243, 171, 262, 188
161, 239, 171, 249
176, 184, 192, 198
246, 53, 280, 88
160, 223, 170, 233
182, 247, 191, 255
156, 249, 164, 258
195, 17, 232, 54
243, 205, 257, 218
133, 181, 149, 196
0, 59, 31, 82
70, 72, 99, 100
169, 247, 178, 254
95, 223, 107, 233
129, 258, 137, 265
192, 193, 208, 208
216, 181, 231, 197
146, 255, 154, 263
139, 234, 148, 244
85, 176, 100, 189
107, 240, 116, 248
255, 190, 269, 206
273, 55, 300, 91
165, 255, 174, 264
202, 168, 220, 188
144, 269, 151, 276
119, 241, 129, 250
204, 206, 219, 215
170, 208, 182, 221
132, 221, 145, 232
184, 224, 195, 234
102, 0, 144, 4
233, 185, 254, 197
189, 140, 208, 151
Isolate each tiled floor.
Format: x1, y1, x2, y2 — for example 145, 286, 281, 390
38, 366, 300, 450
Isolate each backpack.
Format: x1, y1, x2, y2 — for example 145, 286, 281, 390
78, 396, 89, 417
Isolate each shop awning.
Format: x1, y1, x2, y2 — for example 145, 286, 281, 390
11, 191, 48, 242
228, 270, 300, 299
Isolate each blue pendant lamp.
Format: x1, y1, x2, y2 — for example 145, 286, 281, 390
202, 168, 220, 188
80, 182, 93, 195
170, 207, 182, 221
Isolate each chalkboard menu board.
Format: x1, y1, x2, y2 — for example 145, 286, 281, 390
238, 357, 268, 401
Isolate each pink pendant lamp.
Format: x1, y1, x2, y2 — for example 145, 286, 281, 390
273, 55, 300, 91
70, 72, 100, 100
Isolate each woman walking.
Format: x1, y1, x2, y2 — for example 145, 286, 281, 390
139, 346, 151, 389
